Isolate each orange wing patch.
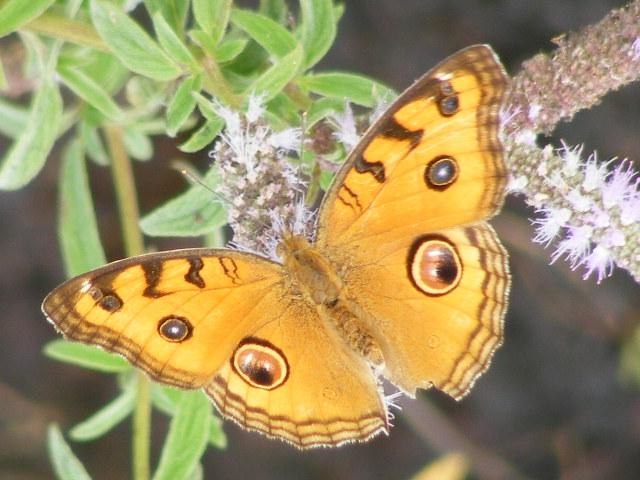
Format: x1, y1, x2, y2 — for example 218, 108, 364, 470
317, 45, 507, 249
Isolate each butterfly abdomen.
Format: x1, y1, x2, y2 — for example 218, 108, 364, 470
322, 302, 384, 368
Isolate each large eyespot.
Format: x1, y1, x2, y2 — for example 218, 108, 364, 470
425, 156, 458, 189
158, 316, 193, 342
232, 338, 289, 390
408, 236, 462, 296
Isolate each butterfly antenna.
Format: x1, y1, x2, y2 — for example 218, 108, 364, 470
172, 162, 223, 202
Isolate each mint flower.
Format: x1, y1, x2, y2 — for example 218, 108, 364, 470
209, 95, 308, 258
508, 139, 640, 283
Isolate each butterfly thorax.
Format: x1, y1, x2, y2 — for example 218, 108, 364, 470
278, 233, 342, 306
279, 233, 385, 367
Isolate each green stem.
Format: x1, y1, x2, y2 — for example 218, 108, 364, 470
103, 124, 150, 480
104, 125, 144, 257
201, 54, 242, 108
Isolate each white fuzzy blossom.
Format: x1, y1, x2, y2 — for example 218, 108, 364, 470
523, 143, 640, 283
208, 95, 310, 257
329, 102, 359, 151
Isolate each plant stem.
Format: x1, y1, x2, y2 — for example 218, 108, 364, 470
103, 124, 150, 480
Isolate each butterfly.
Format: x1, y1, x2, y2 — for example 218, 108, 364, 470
42, 45, 510, 448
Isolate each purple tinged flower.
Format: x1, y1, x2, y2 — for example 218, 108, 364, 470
579, 245, 614, 284
330, 103, 359, 151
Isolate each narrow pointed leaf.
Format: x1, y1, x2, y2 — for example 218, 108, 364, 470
152, 12, 196, 67
305, 96, 344, 127
0, 80, 62, 190
80, 122, 109, 166
90, 0, 181, 81
248, 43, 302, 101
123, 129, 153, 161
0, 0, 55, 38
0, 97, 28, 138
299, 0, 335, 68
152, 385, 227, 449
152, 391, 211, 480
193, 0, 231, 45
44, 339, 130, 373
215, 37, 248, 63
231, 9, 296, 58
259, 0, 287, 23
178, 117, 224, 153
166, 75, 202, 137
297, 72, 394, 107
47, 424, 92, 480
58, 64, 122, 120
58, 140, 106, 277
140, 167, 227, 236
144, 0, 189, 34
69, 384, 136, 441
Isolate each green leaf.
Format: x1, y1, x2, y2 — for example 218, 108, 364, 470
231, 9, 296, 59
0, 97, 28, 138
0, 0, 55, 38
248, 43, 303, 101
266, 92, 301, 125
152, 12, 197, 67
193, 0, 231, 45
259, 0, 287, 23
44, 339, 130, 373
123, 129, 153, 161
151, 386, 227, 449
297, 72, 394, 107
207, 416, 227, 449
70, 382, 136, 441
178, 117, 224, 153
305, 96, 344, 128
90, 0, 182, 81
151, 385, 181, 416
215, 37, 249, 63
79, 122, 109, 166
47, 424, 92, 480
0, 80, 62, 190
299, 0, 335, 69
58, 64, 123, 121
144, 0, 189, 34
152, 391, 212, 480
58, 140, 106, 277
140, 167, 227, 236
166, 75, 202, 137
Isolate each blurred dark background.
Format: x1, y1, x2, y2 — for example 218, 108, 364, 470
2, 0, 640, 479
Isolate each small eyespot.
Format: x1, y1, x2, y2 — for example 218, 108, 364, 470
438, 94, 459, 116
90, 287, 122, 312
232, 338, 289, 390
425, 156, 458, 189
440, 81, 454, 96
99, 294, 123, 312
158, 316, 193, 342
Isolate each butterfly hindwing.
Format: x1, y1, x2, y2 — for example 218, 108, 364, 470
205, 300, 387, 448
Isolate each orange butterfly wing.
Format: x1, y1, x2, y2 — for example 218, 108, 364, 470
42, 249, 387, 448
317, 45, 510, 398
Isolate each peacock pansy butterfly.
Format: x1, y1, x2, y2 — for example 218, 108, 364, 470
43, 45, 510, 448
